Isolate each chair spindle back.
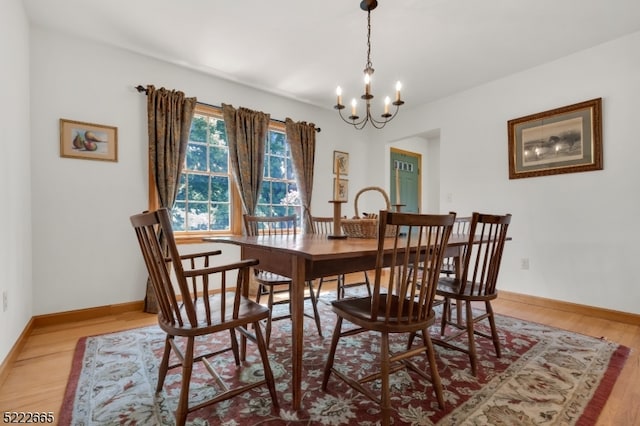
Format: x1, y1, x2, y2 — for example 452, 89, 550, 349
371, 210, 456, 324
459, 212, 512, 296
243, 214, 297, 237
131, 208, 256, 328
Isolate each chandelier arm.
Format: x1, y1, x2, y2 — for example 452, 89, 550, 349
368, 103, 401, 125
336, 106, 368, 128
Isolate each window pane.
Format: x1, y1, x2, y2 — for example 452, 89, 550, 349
186, 143, 207, 171
209, 118, 227, 146
210, 202, 230, 230
187, 174, 210, 201
269, 155, 285, 179
172, 202, 186, 231
209, 145, 228, 172
271, 205, 287, 217
190, 115, 208, 142
255, 205, 271, 216
259, 181, 271, 205
272, 181, 287, 205
187, 202, 210, 231
175, 174, 186, 201
211, 175, 229, 201
286, 157, 296, 180
270, 131, 285, 153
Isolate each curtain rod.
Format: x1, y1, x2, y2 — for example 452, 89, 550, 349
135, 85, 320, 132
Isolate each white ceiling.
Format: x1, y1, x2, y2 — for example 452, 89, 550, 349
23, 0, 640, 110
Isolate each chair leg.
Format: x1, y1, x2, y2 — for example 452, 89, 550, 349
156, 335, 172, 393
307, 280, 323, 337
380, 332, 392, 426
265, 286, 275, 348
253, 320, 279, 410
256, 283, 264, 304
322, 316, 344, 390
407, 331, 416, 349
316, 277, 325, 299
486, 301, 501, 357
364, 271, 372, 297
229, 329, 240, 365
440, 297, 450, 336
421, 328, 445, 409
175, 337, 195, 426
465, 301, 478, 376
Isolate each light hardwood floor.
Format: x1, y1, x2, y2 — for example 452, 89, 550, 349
0, 281, 638, 425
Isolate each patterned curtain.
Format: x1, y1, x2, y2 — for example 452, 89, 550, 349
285, 118, 317, 234
145, 85, 196, 313
222, 104, 270, 219
147, 85, 197, 209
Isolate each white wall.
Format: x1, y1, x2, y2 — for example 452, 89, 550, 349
368, 32, 640, 313
0, 0, 32, 364
29, 28, 368, 316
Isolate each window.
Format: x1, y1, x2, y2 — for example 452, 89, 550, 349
257, 128, 300, 218
169, 104, 300, 238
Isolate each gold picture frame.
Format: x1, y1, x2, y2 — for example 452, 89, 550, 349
333, 178, 348, 202
507, 98, 602, 179
60, 119, 118, 162
333, 150, 349, 175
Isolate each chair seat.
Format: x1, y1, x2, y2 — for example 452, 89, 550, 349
331, 295, 436, 333
159, 292, 270, 336
255, 271, 292, 285
436, 277, 498, 301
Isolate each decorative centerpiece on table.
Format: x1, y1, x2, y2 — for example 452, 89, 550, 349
341, 186, 396, 238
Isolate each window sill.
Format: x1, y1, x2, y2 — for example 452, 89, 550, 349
175, 232, 239, 245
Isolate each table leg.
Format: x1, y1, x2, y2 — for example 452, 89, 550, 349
240, 247, 250, 359
290, 254, 305, 411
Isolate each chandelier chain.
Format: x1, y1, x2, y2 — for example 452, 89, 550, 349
365, 10, 373, 73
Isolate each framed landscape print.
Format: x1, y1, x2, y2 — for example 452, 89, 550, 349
60, 119, 118, 162
507, 98, 602, 179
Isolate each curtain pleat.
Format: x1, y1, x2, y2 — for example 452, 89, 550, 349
222, 104, 270, 220
144, 85, 196, 313
285, 118, 317, 234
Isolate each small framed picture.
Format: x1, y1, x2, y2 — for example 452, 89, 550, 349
333, 150, 349, 175
507, 98, 602, 179
60, 119, 118, 162
333, 178, 348, 202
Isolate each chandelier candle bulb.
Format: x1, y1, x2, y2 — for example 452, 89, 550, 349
395, 81, 402, 103
384, 96, 390, 115
364, 73, 371, 96
336, 86, 343, 106
351, 99, 357, 117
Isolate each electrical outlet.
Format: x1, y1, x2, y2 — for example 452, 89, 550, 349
520, 258, 530, 270
2, 291, 7, 312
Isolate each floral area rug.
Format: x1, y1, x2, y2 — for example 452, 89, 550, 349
59, 295, 629, 425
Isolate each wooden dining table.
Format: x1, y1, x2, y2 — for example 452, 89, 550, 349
204, 232, 472, 411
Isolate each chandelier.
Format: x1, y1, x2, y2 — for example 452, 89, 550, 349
334, 0, 404, 130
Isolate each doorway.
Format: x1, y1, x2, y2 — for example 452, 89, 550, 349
390, 148, 421, 213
